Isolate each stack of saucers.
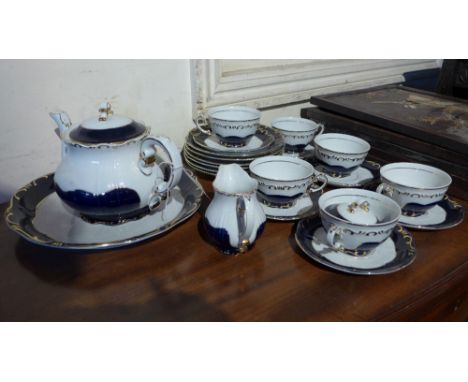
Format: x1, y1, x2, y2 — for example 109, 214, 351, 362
183, 126, 284, 176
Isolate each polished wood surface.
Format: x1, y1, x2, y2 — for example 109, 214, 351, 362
1, 177, 467, 321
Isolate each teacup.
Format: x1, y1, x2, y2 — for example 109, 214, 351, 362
314, 133, 370, 176
272, 117, 324, 153
319, 188, 401, 254
376, 162, 452, 217
249, 155, 327, 208
194, 105, 260, 147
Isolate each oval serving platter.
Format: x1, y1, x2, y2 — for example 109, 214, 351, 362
4, 169, 204, 250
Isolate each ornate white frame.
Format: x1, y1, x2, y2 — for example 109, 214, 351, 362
190, 59, 441, 115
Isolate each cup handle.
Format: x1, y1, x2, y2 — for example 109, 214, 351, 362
327, 224, 343, 250
193, 112, 212, 135
316, 123, 325, 136
376, 183, 393, 197
308, 173, 328, 193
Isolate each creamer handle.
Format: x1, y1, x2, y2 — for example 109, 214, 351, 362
236, 196, 250, 253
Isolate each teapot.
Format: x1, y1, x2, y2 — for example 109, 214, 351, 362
204, 164, 266, 255
50, 102, 183, 223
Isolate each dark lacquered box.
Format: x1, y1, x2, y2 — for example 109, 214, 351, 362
301, 84, 468, 199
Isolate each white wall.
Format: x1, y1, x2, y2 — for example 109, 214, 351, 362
0, 59, 440, 204
0, 60, 193, 203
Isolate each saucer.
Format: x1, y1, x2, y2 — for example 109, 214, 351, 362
183, 150, 249, 177
184, 143, 274, 164
4, 169, 204, 250
204, 134, 264, 151
314, 161, 380, 188
189, 126, 283, 158
283, 145, 315, 160
259, 192, 320, 221
398, 196, 464, 230
295, 216, 416, 275
183, 126, 284, 177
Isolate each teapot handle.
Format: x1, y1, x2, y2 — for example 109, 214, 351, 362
139, 136, 183, 211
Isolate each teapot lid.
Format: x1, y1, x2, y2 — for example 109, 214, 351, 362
69, 102, 147, 144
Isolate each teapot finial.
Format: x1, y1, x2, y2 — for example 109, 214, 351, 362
98, 102, 112, 121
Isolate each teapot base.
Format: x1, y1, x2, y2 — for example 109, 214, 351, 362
79, 206, 151, 225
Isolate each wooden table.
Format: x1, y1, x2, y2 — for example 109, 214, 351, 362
1, 177, 467, 321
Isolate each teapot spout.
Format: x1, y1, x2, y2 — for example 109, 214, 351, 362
49, 111, 72, 139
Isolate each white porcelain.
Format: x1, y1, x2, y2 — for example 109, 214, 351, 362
399, 204, 447, 226
283, 144, 315, 159
5, 170, 203, 250
314, 133, 370, 171
314, 163, 375, 188
260, 192, 318, 221
295, 217, 416, 275
272, 117, 324, 152
249, 155, 327, 207
194, 105, 260, 147
311, 226, 398, 268
204, 164, 266, 255
319, 188, 401, 251
203, 134, 263, 152
376, 162, 452, 213
50, 102, 183, 222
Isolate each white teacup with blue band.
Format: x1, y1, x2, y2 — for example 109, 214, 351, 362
194, 105, 260, 148
314, 133, 370, 176
272, 116, 324, 153
249, 155, 327, 208
376, 162, 452, 217
319, 188, 401, 255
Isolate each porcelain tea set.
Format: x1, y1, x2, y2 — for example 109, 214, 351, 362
186, 104, 463, 272
5, 102, 203, 249
183, 106, 283, 176
4, 101, 464, 274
